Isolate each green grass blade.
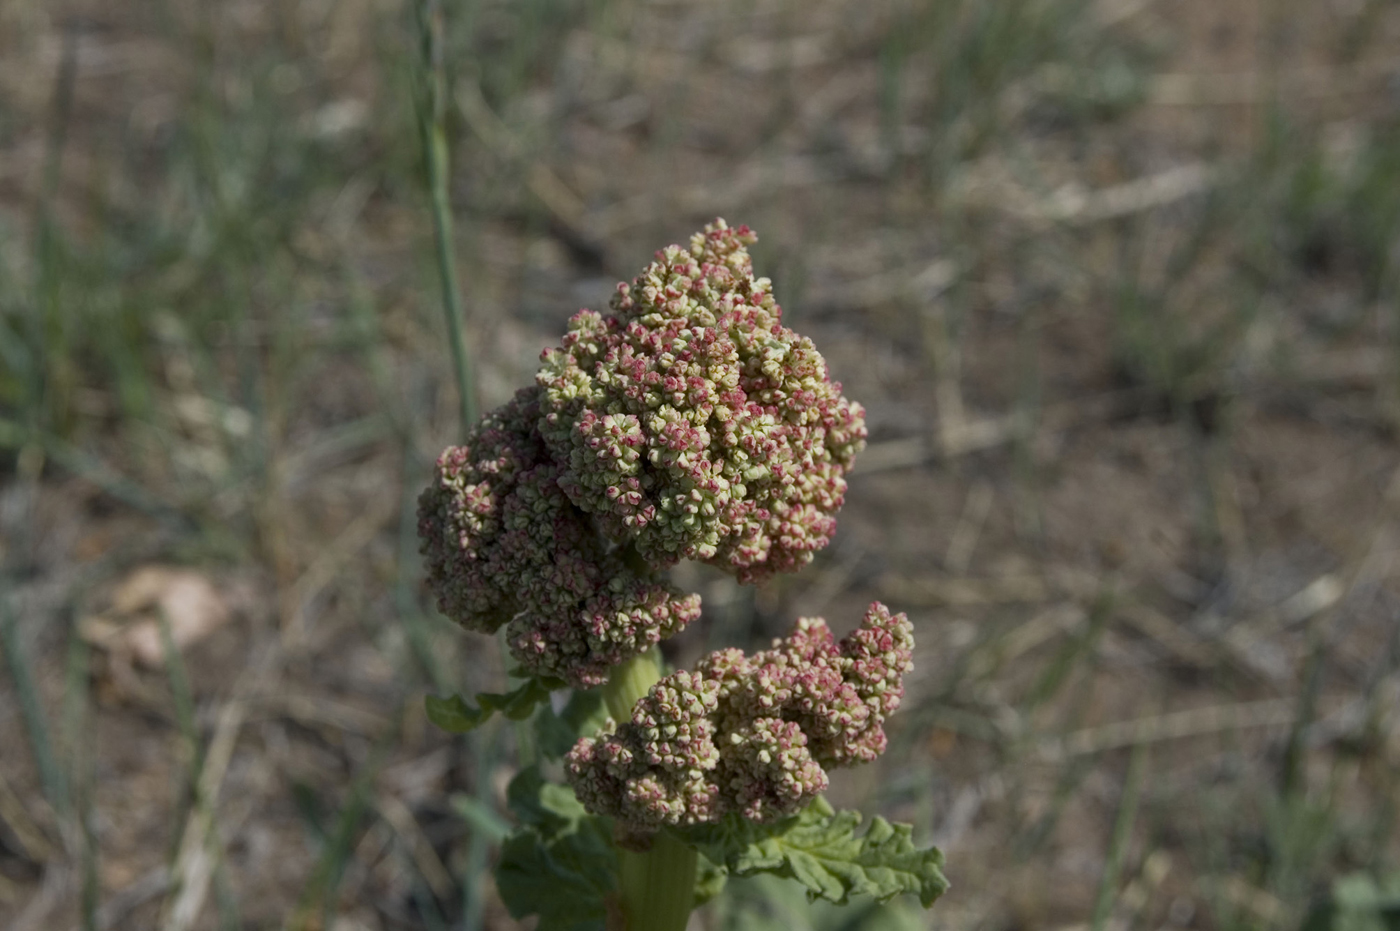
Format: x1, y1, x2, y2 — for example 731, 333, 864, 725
416, 0, 477, 435
1090, 742, 1149, 931
0, 594, 68, 817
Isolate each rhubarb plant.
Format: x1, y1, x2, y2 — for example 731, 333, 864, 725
417, 220, 948, 930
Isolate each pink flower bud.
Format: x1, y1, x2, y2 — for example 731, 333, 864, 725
536, 219, 866, 584
419, 220, 874, 693
566, 603, 913, 829
417, 388, 700, 687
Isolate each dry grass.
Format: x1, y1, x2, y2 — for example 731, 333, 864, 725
2, 0, 1400, 928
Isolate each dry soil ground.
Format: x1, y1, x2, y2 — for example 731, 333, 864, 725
2, 0, 1400, 929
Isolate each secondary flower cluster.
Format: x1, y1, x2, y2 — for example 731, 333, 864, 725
418, 388, 701, 687
566, 602, 914, 831
419, 219, 867, 686
536, 219, 866, 583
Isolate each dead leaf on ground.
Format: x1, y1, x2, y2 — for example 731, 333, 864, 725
80, 566, 236, 669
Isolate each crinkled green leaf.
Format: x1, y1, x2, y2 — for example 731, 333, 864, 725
694, 849, 729, 906
678, 797, 948, 908
497, 832, 615, 931
424, 677, 556, 733
710, 874, 929, 931
496, 766, 619, 931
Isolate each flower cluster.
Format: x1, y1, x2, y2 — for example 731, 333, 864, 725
535, 219, 867, 584
565, 602, 914, 831
417, 387, 701, 687
419, 220, 867, 686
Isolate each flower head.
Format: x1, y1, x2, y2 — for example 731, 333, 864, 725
566, 602, 914, 831
419, 220, 866, 686
417, 387, 700, 687
535, 219, 867, 583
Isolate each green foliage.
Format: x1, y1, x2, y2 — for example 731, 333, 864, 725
708, 874, 927, 931
534, 687, 610, 760
1275, 122, 1400, 302
876, 0, 1151, 181
496, 765, 618, 931
424, 673, 562, 732
449, 792, 512, 844
678, 797, 949, 909
453, 0, 598, 109
424, 670, 608, 743
693, 850, 729, 906
1303, 873, 1400, 931
492, 774, 945, 928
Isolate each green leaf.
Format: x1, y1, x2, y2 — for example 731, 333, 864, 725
506, 764, 597, 833
535, 688, 610, 759
709, 874, 929, 931
693, 850, 729, 906
424, 693, 489, 732
495, 766, 619, 931
449, 793, 512, 843
1303, 873, 1400, 931
678, 797, 949, 909
509, 668, 568, 691
424, 677, 557, 733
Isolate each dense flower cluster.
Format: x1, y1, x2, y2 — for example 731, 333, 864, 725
535, 219, 866, 584
417, 387, 701, 687
419, 220, 867, 686
566, 602, 914, 831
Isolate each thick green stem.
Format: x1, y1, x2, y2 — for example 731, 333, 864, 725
600, 650, 698, 931
602, 649, 661, 724
616, 832, 698, 931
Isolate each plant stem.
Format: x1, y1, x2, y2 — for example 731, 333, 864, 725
0, 595, 68, 816
1090, 741, 1148, 931
416, 0, 476, 434
616, 832, 698, 931
600, 649, 698, 931
602, 649, 661, 723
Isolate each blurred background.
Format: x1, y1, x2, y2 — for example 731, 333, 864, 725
3, 0, 1400, 928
